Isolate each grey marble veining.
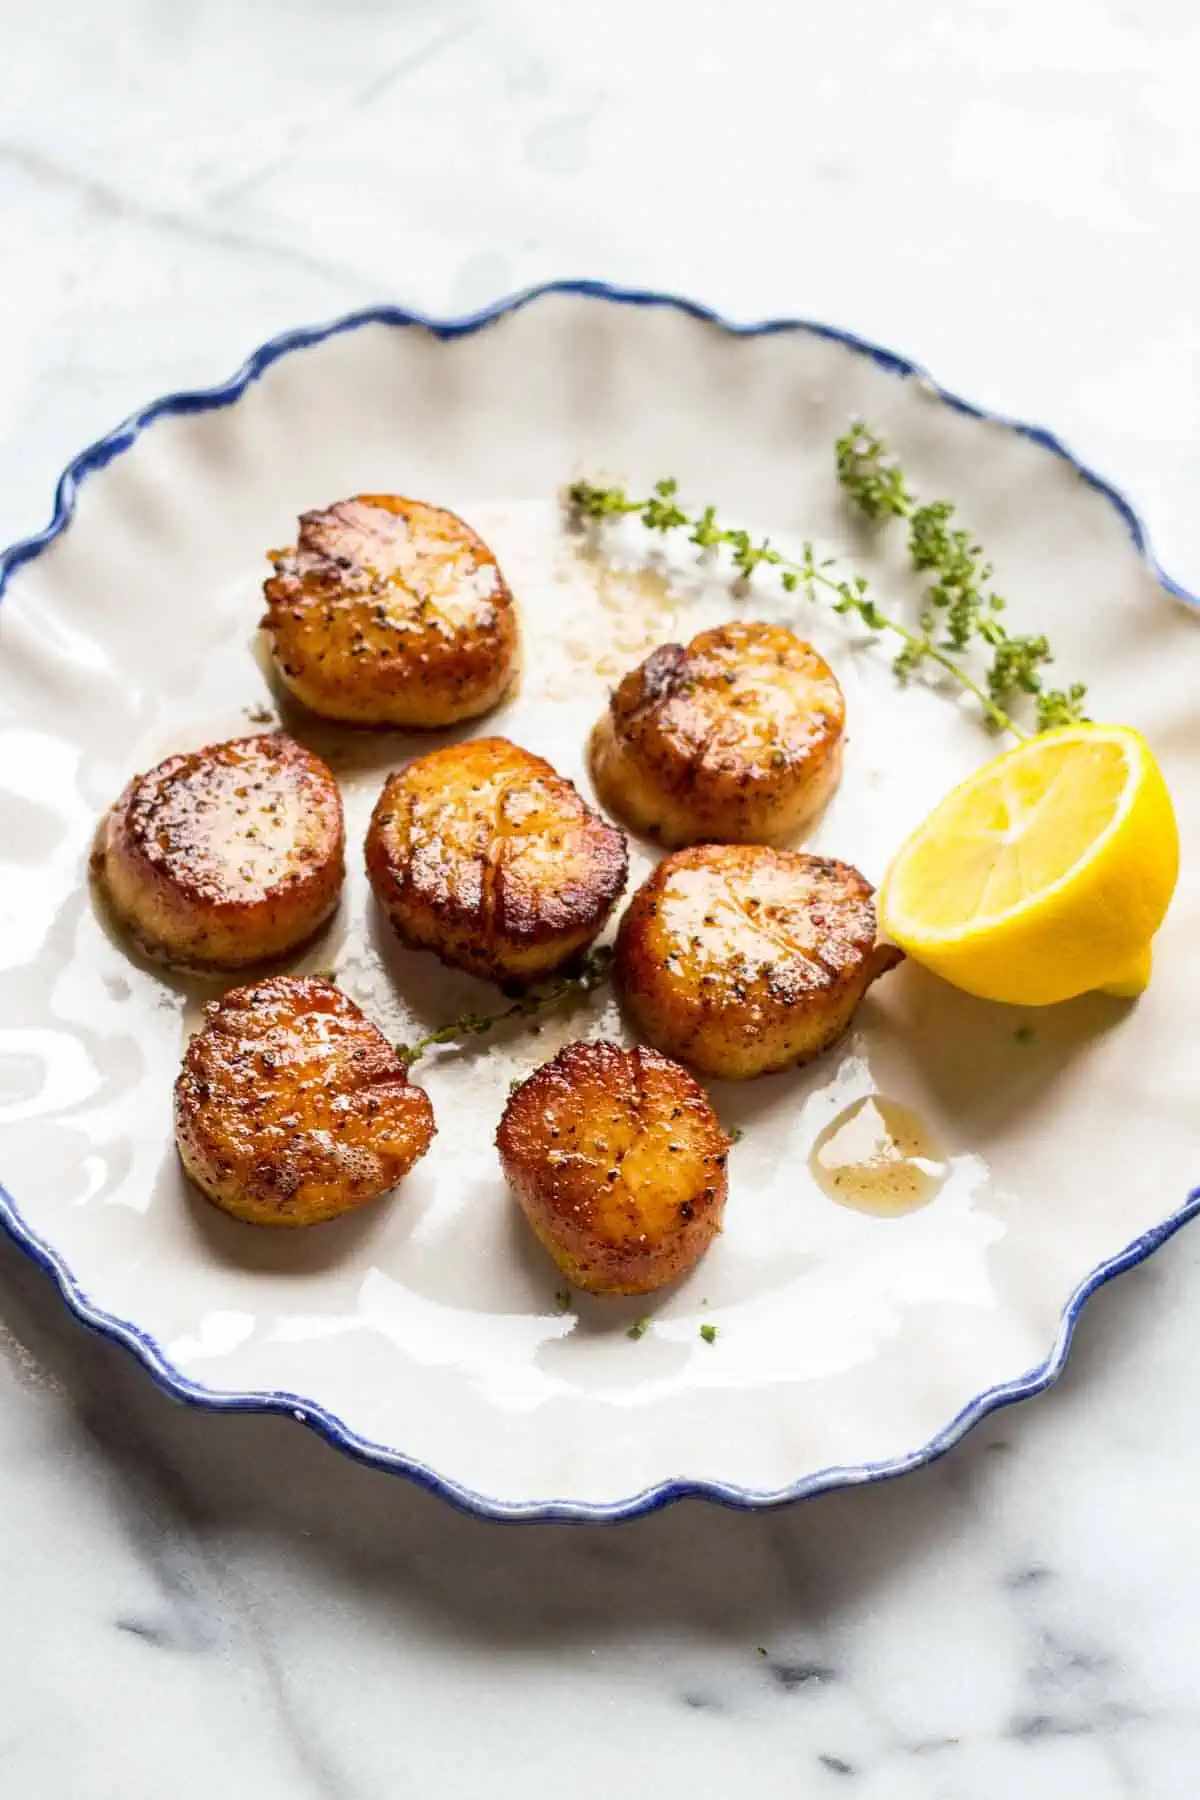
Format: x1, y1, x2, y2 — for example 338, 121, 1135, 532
3, 1200, 1199, 1798
2, 2, 1200, 1795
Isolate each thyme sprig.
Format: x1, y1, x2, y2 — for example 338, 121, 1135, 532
836, 425, 1087, 730
567, 423, 1087, 737
396, 945, 615, 1067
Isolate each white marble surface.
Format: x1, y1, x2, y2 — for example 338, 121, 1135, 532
2, 2, 1199, 1794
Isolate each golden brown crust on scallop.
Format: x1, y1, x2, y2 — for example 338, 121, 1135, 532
496, 1040, 728, 1295
365, 736, 628, 985
262, 495, 519, 727
174, 975, 435, 1226
589, 620, 845, 846
615, 845, 901, 1080
96, 734, 344, 969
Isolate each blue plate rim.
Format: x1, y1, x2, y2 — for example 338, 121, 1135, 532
2, 276, 1197, 1524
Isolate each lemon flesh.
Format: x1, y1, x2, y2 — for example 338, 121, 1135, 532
879, 725, 1179, 1007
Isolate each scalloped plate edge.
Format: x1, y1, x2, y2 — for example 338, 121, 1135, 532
1, 278, 1197, 1523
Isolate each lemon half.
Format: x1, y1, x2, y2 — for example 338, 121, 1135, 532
879, 724, 1179, 1006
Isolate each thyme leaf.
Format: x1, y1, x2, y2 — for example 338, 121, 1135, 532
567, 424, 1088, 738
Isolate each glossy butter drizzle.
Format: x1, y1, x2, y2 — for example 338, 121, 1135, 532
809, 1095, 948, 1217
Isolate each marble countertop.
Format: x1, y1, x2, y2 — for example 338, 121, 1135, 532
2, 3, 1199, 1795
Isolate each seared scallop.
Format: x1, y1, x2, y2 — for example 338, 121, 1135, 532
497, 1040, 728, 1296
174, 975, 435, 1226
590, 620, 845, 846
365, 736, 628, 985
616, 845, 901, 1080
96, 734, 344, 969
262, 495, 519, 726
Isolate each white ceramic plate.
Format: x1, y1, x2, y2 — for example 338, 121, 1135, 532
2, 284, 1197, 1521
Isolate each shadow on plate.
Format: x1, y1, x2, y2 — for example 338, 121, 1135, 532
248, 625, 523, 781
176, 1157, 395, 1276
867, 958, 1132, 1149
86, 841, 346, 1016
363, 895, 500, 1040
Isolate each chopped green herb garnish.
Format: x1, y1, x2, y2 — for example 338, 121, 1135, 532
700, 1323, 718, 1345
554, 1287, 572, 1314
627, 1317, 650, 1341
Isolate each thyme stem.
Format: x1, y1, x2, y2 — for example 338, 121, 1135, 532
567, 422, 1087, 738
397, 945, 614, 1067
